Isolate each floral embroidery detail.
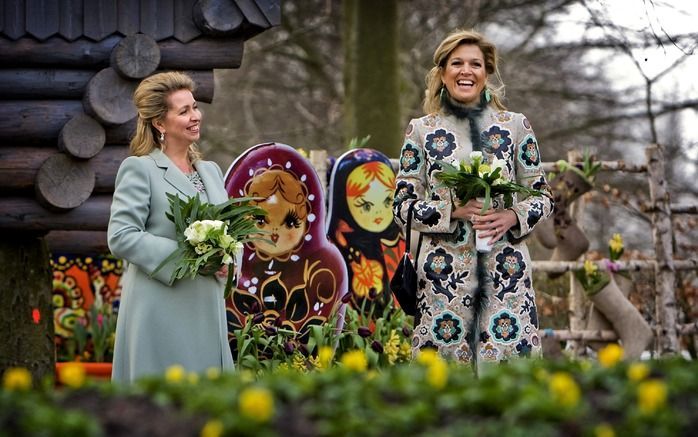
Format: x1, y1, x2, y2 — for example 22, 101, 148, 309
481, 126, 512, 158
526, 201, 544, 229
479, 343, 499, 361
432, 311, 463, 344
490, 310, 520, 344
522, 116, 531, 130
414, 203, 442, 227
518, 135, 540, 169
405, 122, 414, 137
423, 115, 438, 128
455, 343, 473, 363
424, 129, 457, 160
496, 248, 525, 282
399, 141, 421, 174
462, 294, 473, 309
516, 339, 533, 357
495, 111, 513, 123
424, 248, 453, 282
393, 181, 416, 209
350, 255, 384, 298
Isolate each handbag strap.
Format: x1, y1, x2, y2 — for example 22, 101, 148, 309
405, 200, 423, 268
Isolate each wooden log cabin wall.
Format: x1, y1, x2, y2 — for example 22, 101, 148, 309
0, 0, 280, 378
0, 0, 280, 254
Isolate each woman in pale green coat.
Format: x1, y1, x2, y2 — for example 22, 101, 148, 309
108, 72, 234, 382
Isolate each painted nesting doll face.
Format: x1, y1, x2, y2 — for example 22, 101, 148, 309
245, 168, 310, 260
346, 161, 395, 233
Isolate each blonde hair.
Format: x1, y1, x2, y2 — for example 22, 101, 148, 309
129, 71, 202, 162
423, 29, 506, 114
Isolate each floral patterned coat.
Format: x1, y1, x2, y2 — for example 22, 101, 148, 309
393, 107, 554, 366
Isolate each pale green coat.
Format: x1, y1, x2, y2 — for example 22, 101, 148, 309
108, 148, 234, 383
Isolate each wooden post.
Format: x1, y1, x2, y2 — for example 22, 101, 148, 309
646, 144, 679, 355
0, 234, 55, 382
566, 150, 586, 356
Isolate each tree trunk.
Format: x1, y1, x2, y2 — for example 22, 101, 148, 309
0, 234, 55, 383
344, 0, 401, 155
646, 143, 679, 355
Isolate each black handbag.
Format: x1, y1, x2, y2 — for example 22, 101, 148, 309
390, 201, 422, 316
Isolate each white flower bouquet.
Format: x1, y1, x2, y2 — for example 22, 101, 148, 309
152, 193, 267, 298
436, 151, 542, 212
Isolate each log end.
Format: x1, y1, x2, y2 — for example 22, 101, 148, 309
35, 154, 95, 211
58, 114, 106, 159
111, 34, 161, 80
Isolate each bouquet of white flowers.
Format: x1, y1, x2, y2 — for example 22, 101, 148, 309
436, 151, 542, 212
152, 193, 267, 298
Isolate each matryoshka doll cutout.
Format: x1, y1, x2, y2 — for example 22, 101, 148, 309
224, 143, 348, 347
326, 148, 406, 314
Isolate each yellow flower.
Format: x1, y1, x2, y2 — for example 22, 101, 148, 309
187, 372, 199, 385
598, 344, 624, 368
478, 164, 492, 176
58, 362, 86, 388
594, 423, 615, 437
205, 367, 221, 380
425, 359, 448, 390
341, 350, 368, 372
609, 234, 624, 253
637, 379, 667, 415
239, 387, 274, 423
627, 363, 650, 382
318, 346, 334, 369
292, 353, 307, 372
398, 341, 412, 360
416, 349, 440, 367
384, 330, 400, 365
200, 419, 224, 437
549, 372, 580, 408
534, 368, 549, 382
165, 364, 186, 383
583, 259, 598, 277
3, 367, 32, 391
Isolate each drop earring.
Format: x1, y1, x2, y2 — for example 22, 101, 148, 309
439, 86, 445, 101
159, 131, 165, 142
484, 88, 492, 103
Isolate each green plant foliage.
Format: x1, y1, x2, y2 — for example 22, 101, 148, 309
4, 356, 698, 436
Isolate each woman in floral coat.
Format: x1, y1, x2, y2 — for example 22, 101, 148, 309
393, 29, 554, 368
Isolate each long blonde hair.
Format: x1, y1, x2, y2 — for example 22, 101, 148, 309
423, 29, 506, 114
129, 71, 202, 162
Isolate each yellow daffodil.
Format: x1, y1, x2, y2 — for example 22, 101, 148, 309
341, 349, 368, 372
426, 359, 448, 390
3, 367, 31, 391
205, 367, 221, 380
58, 362, 86, 388
594, 423, 615, 437
318, 346, 334, 369
239, 387, 274, 423
165, 364, 185, 383
416, 349, 441, 367
637, 379, 667, 415
598, 344, 624, 368
549, 372, 580, 408
200, 419, 224, 437
187, 372, 199, 385
583, 259, 598, 277
627, 363, 650, 382
609, 234, 624, 253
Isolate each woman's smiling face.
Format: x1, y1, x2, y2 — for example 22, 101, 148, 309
440, 44, 487, 106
